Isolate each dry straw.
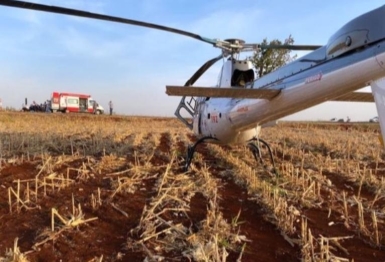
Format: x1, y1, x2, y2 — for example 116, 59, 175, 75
0, 238, 29, 262
59, 194, 97, 230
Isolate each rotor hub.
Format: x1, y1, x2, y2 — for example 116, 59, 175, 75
224, 38, 246, 45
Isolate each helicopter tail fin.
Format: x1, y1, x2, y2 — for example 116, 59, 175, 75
371, 78, 385, 146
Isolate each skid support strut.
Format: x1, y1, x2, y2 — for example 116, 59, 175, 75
248, 138, 277, 174
184, 136, 217, 171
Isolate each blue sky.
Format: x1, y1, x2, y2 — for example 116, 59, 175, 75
0, 0, 383, 121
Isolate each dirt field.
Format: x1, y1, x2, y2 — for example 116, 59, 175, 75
0, 111, 384, 261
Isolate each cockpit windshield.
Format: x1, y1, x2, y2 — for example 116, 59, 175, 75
231, 69, 255, 87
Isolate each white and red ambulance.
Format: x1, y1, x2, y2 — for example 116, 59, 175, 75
50, 92, 104, 114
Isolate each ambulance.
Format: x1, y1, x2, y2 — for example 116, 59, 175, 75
50, 92, 104, 114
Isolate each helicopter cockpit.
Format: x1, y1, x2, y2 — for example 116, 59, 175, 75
231, 59, 255, 88
231, 69, 255, 87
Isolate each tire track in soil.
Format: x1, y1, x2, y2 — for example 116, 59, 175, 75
183, 135, 301, 262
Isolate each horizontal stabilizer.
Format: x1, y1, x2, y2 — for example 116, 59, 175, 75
166, 86, 280, 99
330, 92, 374, 102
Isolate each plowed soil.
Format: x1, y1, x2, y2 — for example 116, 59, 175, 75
0, 112, 384, 261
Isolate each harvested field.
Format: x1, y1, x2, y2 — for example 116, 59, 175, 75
0, 111, 384, 261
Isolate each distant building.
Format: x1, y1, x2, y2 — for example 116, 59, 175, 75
0, 98, 2, 110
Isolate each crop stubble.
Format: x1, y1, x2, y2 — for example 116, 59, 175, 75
0, 112, 384, 261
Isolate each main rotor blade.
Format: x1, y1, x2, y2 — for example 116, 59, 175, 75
0, 0, 217, 45
185, 55, 224, 86
244, 43, 322, 51
263, 44, 322, 51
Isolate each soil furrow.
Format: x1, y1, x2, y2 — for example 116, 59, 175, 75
192, 143, 301, 262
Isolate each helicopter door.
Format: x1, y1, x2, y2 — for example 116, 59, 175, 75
79, 98, 87, 112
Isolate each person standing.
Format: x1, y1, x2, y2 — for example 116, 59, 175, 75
46, 99, 51, 113
109, 100, 113, 115
93, 101, 97, 114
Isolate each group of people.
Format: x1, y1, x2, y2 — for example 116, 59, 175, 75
23, 100, 51, 113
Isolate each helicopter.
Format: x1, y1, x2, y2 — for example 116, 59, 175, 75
1, 1, 385, 171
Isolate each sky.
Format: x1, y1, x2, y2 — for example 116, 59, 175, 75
0, 0, 383, 121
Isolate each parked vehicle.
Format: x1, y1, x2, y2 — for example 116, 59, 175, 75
50, 92, 104, 114
369, 116, 379, 122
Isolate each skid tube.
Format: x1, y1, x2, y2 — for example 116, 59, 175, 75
184, 136, 217, 171
248, 138, 277, 175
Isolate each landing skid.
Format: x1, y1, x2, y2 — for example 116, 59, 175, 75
248, 138, 277, 175
184, 136, 217, 171
184, 136, 277, 174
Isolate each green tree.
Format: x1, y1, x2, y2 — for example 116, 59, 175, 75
251, 35, 297, 78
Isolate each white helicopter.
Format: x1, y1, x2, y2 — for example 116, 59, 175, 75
2, 1, 385, 171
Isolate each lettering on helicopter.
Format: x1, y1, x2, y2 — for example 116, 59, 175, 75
305, 73, 323, 84
236, 106, 249, 113
210, 113, 219, 123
